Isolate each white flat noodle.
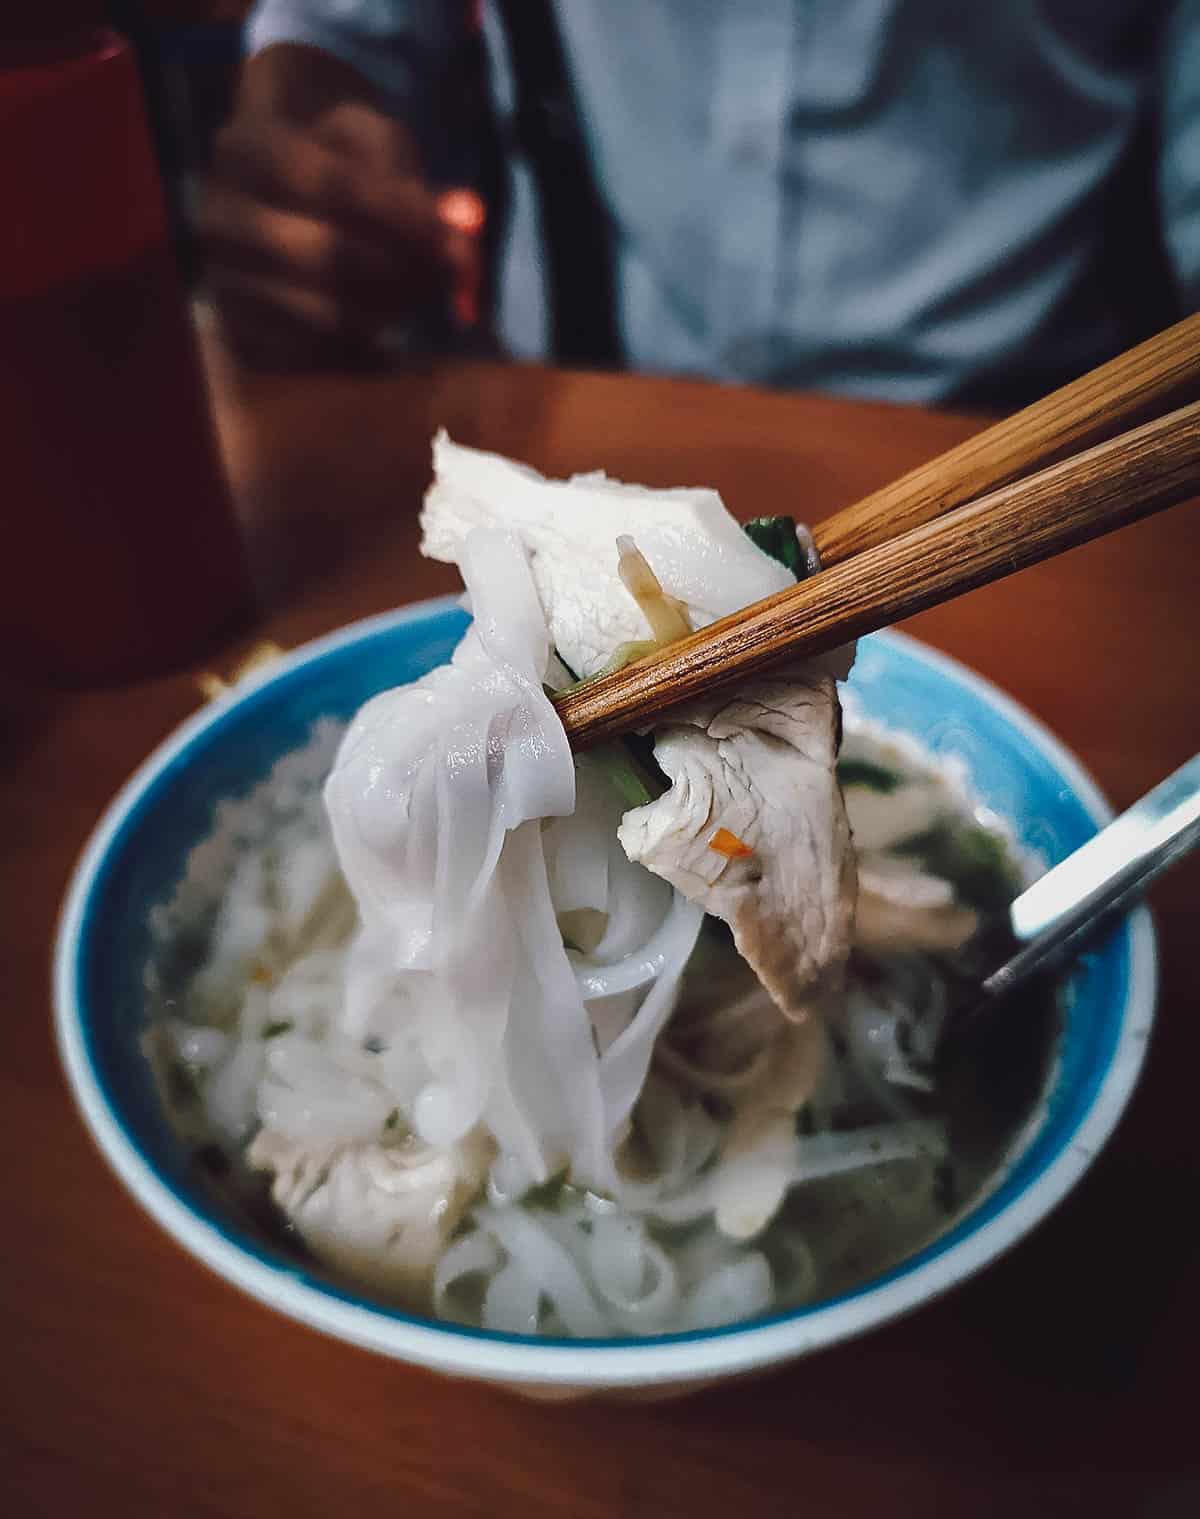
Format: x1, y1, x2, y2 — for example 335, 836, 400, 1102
420, 431, 795, 678
322, 524, 699, 1192
684, 1253, 773, 1331
256, 1033, 394, 1143
543, 784, 610, 915
325, 527, 613, 1183
496, 821, 615, 1178
472, 1204, 610, 1336
275, 836, 339, 939
482, 1262, 542, 1333
595, 890, 703, 1139
586, 1215, 680, 1327
204, 1036, 265, 1144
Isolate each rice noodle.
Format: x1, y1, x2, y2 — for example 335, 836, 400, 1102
482, 1263, 543, 1334
433, 1229, 503, 1317
622, 1117, 947, 1231
473, 1205, 610, 1336
684, 1254, 773, 1331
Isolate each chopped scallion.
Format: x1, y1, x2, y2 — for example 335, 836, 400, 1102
837, 758, 903, 793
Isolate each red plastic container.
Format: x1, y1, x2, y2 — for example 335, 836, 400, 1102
0, 27, 253, 683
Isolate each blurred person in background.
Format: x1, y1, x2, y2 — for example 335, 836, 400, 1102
200, 1, 1200, 407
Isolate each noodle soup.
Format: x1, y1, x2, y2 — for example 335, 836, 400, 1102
148, 717, 1053, 1337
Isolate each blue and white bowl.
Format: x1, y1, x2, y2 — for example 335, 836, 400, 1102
54, 601, 1155, 1397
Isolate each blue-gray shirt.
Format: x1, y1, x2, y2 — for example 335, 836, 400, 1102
247, 0, 1200, 404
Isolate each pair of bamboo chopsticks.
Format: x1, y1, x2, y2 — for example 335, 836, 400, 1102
554, 313, 1200, 751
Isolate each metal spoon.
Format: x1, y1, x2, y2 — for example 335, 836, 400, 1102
938, 751, 1200, 1072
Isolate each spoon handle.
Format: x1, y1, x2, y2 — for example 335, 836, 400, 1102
981, 753, 1200, 1001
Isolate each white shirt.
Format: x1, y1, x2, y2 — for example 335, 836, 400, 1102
247, 0, 1200, 404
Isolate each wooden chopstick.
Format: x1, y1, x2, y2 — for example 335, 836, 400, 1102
555, 399, 1200, 751
812, 312, 1200, 568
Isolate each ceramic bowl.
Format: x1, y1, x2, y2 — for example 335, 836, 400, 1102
55, 601, 1155, 1397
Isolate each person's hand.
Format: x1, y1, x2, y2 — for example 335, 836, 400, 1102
199, 43, 481, 368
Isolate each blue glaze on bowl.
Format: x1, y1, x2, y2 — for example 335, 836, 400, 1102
56, 604, 1155, 1384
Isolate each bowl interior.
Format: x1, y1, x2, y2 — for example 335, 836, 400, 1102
62, 605, 1145, 1365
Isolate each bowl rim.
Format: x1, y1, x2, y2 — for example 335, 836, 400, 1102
54, 599, 1157, 1387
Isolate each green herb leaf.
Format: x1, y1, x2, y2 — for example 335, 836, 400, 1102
897, 823, 1020, 912
593, 746, 656, 808
522, 1171, 570, 1210
592, 739, 671, 808
384, 1108, 401, 1132
743, 516, 807, 579
622, 731, 669, 795
554, 647, 669, 805
262, 1019, 294, 1040
837, 758, 902, 793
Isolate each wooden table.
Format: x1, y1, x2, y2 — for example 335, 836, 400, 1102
4, 344, 1199, 1519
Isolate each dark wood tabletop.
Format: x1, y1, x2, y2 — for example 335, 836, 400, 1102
4, 336, 1199, 1519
